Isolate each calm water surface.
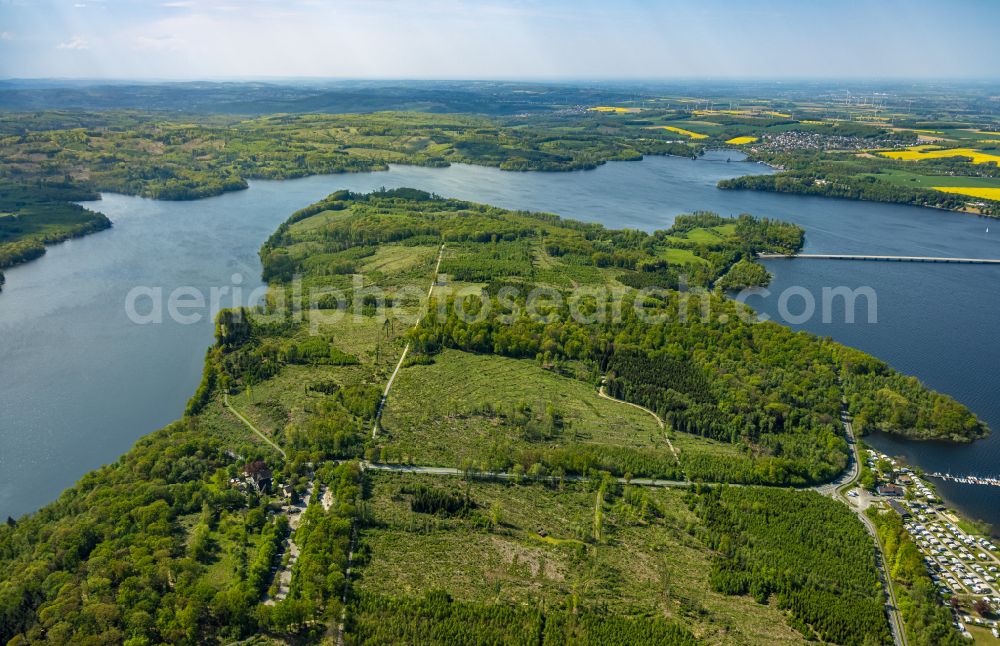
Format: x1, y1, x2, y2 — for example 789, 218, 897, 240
2, 151, 998, 528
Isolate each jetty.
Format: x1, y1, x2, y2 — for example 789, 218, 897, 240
758, 253, 1000, 264
927, 472, 1000, 487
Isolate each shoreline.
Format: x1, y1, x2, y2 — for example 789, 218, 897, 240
1, 155, 990, 519
0, 151, 715, 281
860, 439, 997, 539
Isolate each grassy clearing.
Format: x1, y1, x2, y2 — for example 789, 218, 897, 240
358, 243, 438, 284
379, 349, 664, 466
226, 363, 381, 437
670, 431, 743, 461
662, 247, 710, 266
662, 223, 737, 246
967, 625, 1000, 645
354, 474, 808, 645
307, 311, 410, 361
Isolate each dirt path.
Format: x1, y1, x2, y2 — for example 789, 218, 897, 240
372, 244, 444, 438
224, 393, 286, 458
597, 380, 682, 468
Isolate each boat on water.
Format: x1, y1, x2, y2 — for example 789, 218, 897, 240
929, 472, 1000, 487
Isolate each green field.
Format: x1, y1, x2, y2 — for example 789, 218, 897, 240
380, 349, 666, 466
863, 169, 1000, 190
662, 247, 711, 266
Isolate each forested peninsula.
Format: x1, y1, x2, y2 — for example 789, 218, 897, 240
0, 190, 983, 645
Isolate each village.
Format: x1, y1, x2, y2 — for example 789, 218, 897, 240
227, 458, 335, 606
861, 448, 1000, 641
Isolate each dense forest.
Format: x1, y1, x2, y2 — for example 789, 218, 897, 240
690, 486, 892, 645
866, 508, 967, 646
0, 109, 704, 274
349, 593, 699, 645
0, 181, 110, 285
0, 110, 699, 201
718, 172, 992, 214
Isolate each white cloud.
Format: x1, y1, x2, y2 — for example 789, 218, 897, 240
57, 37, 90, 50
0, 32, 12, 41
135, 34, 184, 52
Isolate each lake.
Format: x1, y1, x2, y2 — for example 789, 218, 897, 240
2, 150, 998, 530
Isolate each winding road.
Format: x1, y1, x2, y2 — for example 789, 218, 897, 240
221, 247, 907, 643
831, 409, 907, 646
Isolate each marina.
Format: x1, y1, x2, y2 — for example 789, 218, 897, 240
929, 473, 1000, 488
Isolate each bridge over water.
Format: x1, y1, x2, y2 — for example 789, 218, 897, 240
758, 253, 1000, 265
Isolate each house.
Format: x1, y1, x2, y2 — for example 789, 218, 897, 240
243, 460, 273, 494
877, 484, 904, 497
896, 474, 913, 486
888, 500, 911, 518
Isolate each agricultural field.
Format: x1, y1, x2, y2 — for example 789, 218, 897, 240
649, 125, 710, 139
587, 105, 641, 113
861, 169, 1000, 190
695, 109, 791, 119
876, 146, 1000, 165
930, 186, 1000, 202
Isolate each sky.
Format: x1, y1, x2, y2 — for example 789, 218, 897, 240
1, 0, 998, 80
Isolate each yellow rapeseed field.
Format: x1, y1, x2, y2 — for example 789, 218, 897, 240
588, 106, 641, 113
725, 136, 758, 145
650, 125, 709, 139
878, 147, 1000, 165
979, 131, 1000, 136
931, 186, 1000, 201
694, 109, 791, 118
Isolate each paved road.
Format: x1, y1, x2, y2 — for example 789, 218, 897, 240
264, 482, 313, 606
831, 409, 907, 646
815, 413, 860, 497
363, 461, 688, 488
760, 253, 1000, 265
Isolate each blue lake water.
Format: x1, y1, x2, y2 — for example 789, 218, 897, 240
1, 150, 998, 530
